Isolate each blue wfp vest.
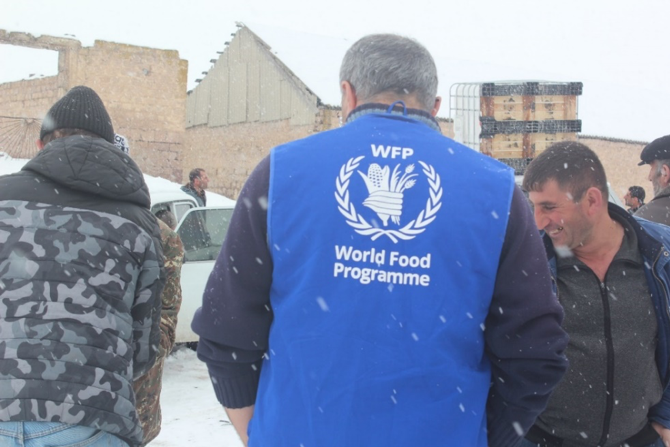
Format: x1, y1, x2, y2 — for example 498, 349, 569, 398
252, 108, 515, 447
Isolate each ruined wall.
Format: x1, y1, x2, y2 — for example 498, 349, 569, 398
579, 136, 648, 203
0, 31, 188, 182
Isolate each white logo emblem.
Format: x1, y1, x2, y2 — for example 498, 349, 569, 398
335, 156, 442, 243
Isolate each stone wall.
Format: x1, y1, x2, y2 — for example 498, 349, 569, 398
0, 31, 188, 182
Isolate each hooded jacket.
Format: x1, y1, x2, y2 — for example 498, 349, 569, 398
0, 136, 165, 446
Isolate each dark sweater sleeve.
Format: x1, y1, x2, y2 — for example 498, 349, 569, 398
485, 186, 569, 447
191, 155, 272, 409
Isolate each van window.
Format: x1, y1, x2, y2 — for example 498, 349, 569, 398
177, 208, 234, 262
174, 201, 195, 223
151, 203, 170, 216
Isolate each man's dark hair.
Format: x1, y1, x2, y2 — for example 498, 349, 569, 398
41, 128, 102, 145
523, 141, 608, 202
629, 185, 645, 203
188, 168, 205, 184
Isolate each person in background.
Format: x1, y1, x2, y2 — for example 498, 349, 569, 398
624, 185, 645, 214
636, 135, 670, 224
106, 139, 184, 446
181, 168, 208, 206
0, 86, 164, 447
156, 209, 179, 231
521, 141, 670, 447
192, 34, 568, 447
133, 216, 183, 445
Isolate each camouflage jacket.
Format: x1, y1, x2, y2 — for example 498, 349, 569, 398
0, 136, 165, 447
133, 219, 183, 445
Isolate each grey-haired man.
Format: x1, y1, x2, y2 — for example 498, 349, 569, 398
193, 34, 568, 447
636, 135, 670, 225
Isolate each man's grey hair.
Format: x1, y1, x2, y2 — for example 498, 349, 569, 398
654, 159, 670, 177
339, 34, 438, 111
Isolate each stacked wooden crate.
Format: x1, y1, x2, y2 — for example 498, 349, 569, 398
478, 82, 582, 162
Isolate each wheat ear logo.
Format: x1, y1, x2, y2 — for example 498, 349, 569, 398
335, 156, 443, 243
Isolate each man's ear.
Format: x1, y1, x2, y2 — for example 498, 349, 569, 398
431, 96, 441, 117
340, 81, 357, 121
36, 139, 45, 150
584, 186, 606, 214
663, 164, 670, 183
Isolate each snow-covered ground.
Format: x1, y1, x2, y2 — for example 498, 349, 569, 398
150, 348, 243, 446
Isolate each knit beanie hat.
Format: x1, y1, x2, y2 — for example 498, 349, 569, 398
40, 86, 115, 143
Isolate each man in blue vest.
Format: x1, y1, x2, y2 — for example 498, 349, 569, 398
192, 34, 568, 447
520, 142, 670, 447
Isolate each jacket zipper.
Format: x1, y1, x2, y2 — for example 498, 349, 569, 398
596, 277, 615, 447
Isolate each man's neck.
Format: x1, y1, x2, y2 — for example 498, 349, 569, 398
656, 184, 670, 199
345, 103, 442, 133
572, 215, 624, 281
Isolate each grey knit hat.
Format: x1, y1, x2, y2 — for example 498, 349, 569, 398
40, 86, 115, 143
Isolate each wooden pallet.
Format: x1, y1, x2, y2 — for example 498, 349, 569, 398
481, 132, 578, 159
481, 95, 578, 122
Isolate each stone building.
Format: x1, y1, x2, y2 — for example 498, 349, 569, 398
0, 29, 188, 182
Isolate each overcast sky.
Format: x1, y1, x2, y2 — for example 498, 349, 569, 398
1, 0, 668, 142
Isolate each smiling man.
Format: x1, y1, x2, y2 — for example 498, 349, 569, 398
521, 141, 670, 447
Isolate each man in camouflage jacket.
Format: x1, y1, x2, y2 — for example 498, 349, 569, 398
133, 218, 184, 445
0, 86, 165, 447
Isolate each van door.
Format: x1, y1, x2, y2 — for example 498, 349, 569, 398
174, 206, 234, 343
151, 200, 195, 224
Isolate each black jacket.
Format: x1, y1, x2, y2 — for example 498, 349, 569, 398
0, 136, 165, 446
